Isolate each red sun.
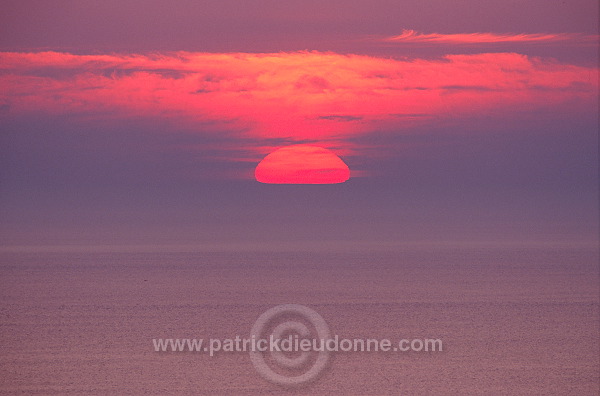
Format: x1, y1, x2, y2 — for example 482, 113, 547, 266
255, 145, 350, 184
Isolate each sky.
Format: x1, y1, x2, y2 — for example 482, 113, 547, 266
0, 0, 598, 247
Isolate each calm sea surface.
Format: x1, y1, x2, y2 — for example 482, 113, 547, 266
0, 245, 598, 395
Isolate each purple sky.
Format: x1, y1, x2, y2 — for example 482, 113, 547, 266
0, 0, 598, 247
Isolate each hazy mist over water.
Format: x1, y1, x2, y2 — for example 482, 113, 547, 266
0, 245, 597, 394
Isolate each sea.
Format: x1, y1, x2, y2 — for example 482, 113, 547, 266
0, 243, 598, 395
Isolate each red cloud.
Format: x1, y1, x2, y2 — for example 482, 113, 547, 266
385, 30, 599, 45
0, 51, 597, 157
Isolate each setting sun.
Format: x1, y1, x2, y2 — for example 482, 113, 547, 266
255, 145, 350, 184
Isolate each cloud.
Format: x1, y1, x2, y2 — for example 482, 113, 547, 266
317, 115, 363, 122
385, 30, 599, 45
0, 50, 597, 158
